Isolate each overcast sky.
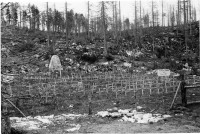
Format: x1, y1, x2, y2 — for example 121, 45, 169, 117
3, 0, 200, 25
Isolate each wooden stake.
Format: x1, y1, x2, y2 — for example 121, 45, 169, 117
2, 95, 26, 117
170, 82, 181, 109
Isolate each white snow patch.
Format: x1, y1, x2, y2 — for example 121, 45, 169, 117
97, 108, 171, 124
10, 113, 84, 131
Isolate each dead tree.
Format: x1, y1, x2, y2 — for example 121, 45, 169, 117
152, 0, 154, 27
162, 0, 164, 27
115, 1, 118, 45
112, 2, 115, 38
19, 8, 21, 28
171, 6, 175, 29
47, 2, 50, 47
177, 0, 180, 27
188, 0, 192, 35
183, 0, 188, 53
119, 1, 121, 36
101, 1, 107, 57
135, 0, 137, 47
88, 1, 90, 38
139, 0, 142, 45
65, 2, 68, 45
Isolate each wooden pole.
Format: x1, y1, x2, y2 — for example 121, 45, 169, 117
170, 82, 181, 109
2, 95, 26, 117
180, 74, 187, 106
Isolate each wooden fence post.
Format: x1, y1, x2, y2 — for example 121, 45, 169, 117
180, 74, 187, 106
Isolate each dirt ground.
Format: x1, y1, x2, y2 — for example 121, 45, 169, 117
59, 103, 200, 133
10, 99, 200, 134
79, 119, 200, 133
80, 103, 200, 133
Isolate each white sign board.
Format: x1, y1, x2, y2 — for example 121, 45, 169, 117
157, 69, 171, 76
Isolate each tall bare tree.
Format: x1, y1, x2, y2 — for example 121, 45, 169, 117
115, 1, 118, 40
101, 1, 107, 56
135, 0, 137, 47
162, 0, 164, 26
119, 1, 121, 36
65, 2, 68, 45
88, 1, 90, 38
47, 2, 50, 47
152, 0, 154, 27
183, 0, 188, 53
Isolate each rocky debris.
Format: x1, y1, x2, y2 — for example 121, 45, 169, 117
2, 74, 16, 83
96, 107, 171, 124
10, 113, 86, 132
65, 124, 81, 132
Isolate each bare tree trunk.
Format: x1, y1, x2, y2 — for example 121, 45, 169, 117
178, 0, 180, 27
199, 10, 200, 62
88, 1, 90, 38
162, 0, 163, 27
94, 16, 97, 37
184, 0, 188, 53
112, 2, 115, 38
170, 5, 172, 28
172, 6, 174, 29
152, 0, 154, 27
53, 3, 55, 33
119, 1, 121, 36
75, 18, 78, 38
186, 0, 189, 24
139, 0, 142, 46
65, 2, 68, 45
115, 1, 118, 39
143, 8, 145, 27
135, 0, 137, 47
168, 5, 170, 28
29, 7, 31, 29
102, 1, 107, 56
47, 2, 50, 47
180, 1, 182, 25
194, 7, 196, 21
140, 0, 141, 26
19, 10, 21, 28
189, 0, 192, 35
115, 1, 118, 45
52, 3, 56, 54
